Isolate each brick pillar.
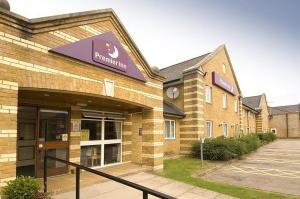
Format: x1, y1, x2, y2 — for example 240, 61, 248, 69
122, 114, 132, 163
256, 113, 263, 133
180, 69, 205, 154
0, 80, 18, 187
69, 107, 81, 165
142, 109, 164, 170
238, 96, 243, 135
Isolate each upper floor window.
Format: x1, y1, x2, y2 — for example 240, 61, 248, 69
222, 94, 227, 109
223, 123, 229, 137
164, 120, 175, 139
234, 100, 238, 113
206, 120, 213, 138
222, 63, 227, 74
205, 86, 212, 103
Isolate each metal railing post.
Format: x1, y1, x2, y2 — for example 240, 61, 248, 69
143, 191, 148, 199
76, 167, 80, 199
43, 150, 47, 193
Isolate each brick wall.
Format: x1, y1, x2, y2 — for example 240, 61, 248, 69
0, 80, 18, 186
202, 48, 241, 137
270, 113, 300, 138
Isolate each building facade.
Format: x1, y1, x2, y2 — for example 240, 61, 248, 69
160, 45, 242, 155
241, 104, 258, 134
0, 7, 165, 186
242, 94, 270, 133
269, 104, 300, 138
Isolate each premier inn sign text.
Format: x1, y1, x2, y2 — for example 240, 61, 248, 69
50, 32, 146, 82
93, 39, 127, 72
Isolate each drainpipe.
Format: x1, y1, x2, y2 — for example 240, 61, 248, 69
286, 113, 289, 138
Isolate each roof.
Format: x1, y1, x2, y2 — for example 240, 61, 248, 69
243, 95, 262, 110
159, 53, 210, 83
163, 101, 185, 117
269, 104, 300, 115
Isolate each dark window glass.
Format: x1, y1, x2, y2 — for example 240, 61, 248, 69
104, 121, 121, 140
80, 145, 101, 167
104, 144, 121, 165
81, 120, 102, 141
39, 110, 68, 141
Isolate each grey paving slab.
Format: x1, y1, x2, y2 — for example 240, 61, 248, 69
54, 172, 236, 199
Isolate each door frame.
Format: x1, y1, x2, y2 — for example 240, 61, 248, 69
35, 107, 70, 178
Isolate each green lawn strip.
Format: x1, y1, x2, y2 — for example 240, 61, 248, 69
156, 158, 297, 199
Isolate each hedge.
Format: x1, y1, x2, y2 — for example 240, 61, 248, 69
192, 132, 276, 161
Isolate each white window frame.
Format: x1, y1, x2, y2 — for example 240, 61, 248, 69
223, 123, 229, 137
80, 118, 123, 168
206, 120, 213, 138
205, 86, 212, 103
234, 100, 238, 113
271, 128, 277, 134
164, 119, 176, 139
223, 94, 227, 109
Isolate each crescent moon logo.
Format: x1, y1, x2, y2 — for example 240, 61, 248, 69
106, 43, 119, 59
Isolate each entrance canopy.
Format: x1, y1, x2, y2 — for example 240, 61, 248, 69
18, 89, 149, 113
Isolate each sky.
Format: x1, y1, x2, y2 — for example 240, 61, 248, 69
8, 0, 300, 106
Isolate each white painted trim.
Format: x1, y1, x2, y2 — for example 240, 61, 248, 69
164, 119, 176, 139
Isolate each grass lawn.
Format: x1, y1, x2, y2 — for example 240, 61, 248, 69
156, 157, 298, 199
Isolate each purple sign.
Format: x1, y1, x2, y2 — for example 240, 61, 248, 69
212, 72, 236, 95
50, 32, 146, 82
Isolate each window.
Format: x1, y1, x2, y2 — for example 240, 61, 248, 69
234, 100, 238, 113
271, 128, 277, 134
206, 121, 213, 138
80, 119, 122, 168
223, 123, 228, 137
205, 86, 212, 103
222, 94, 227, 109
222, 63, 226, 73
164, 120, 175, 139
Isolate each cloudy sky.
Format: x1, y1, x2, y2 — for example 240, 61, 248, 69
9, 0, 300, 106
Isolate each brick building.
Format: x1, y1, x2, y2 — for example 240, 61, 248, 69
160, 45, 242, 155
269, 104, 300, 138
242, 94, 270, 133
0, 6, 165, 186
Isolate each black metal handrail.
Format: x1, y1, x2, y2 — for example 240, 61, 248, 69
44, 153, 176, 199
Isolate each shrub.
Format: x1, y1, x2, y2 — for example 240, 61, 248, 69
257, 132, 277, 143
238, 134, 261, 153
192, 136, 246, 161
192, 132, 276, 161
1, 176, 44, 199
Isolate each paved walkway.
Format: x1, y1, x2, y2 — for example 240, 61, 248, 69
203, 139, 300, 196
53, 172, 235, 199
42, 162, 150, 195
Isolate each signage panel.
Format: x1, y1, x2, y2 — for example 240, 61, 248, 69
49, 32, 146, 82
212, 72, 236, 95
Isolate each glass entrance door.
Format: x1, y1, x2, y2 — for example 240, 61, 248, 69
36, 109, 69, 177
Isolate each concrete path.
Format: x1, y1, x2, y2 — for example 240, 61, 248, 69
203, 139, 300, 196
53, 172, 235, 199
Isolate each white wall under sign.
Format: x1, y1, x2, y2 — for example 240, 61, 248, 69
104, 79, 115, 97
